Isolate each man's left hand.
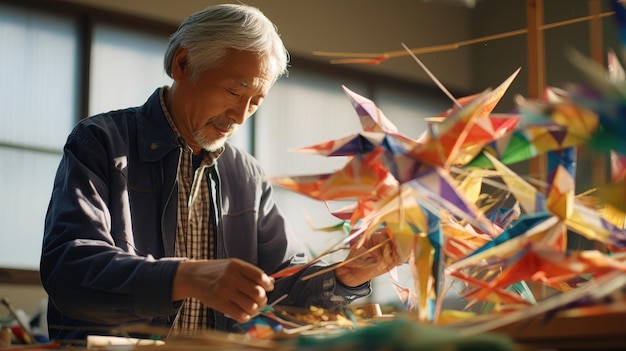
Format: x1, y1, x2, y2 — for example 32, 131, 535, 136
334, 229, 404, 287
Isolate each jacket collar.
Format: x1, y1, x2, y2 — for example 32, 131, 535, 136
136, 87, 181, 162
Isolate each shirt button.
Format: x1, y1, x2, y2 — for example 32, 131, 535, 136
150, 143, 158, 150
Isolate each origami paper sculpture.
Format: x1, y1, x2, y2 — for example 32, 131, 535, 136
264, 3, 626, 339
270, 68, 527, 321
465, 95, 598, 169
410, 68, 521, 169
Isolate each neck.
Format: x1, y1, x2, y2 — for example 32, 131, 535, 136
165, 86, 202, 155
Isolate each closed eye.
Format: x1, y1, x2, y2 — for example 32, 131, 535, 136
249, 97, 263, 111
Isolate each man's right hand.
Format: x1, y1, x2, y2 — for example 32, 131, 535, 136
172, 258, 274, 323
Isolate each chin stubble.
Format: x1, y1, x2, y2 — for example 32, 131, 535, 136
193, 121, 238, 152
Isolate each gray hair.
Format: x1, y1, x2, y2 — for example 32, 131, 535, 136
164, 4, 289, 82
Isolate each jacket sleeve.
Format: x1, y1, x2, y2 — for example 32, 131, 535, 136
40, 122, 182, 325
271, 262, 372, 310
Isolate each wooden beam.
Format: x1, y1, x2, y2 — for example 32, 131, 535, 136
588, 0, 608, 188
588, 0, 604, 65
526, 0, 546, 183
526, 0, 545, 98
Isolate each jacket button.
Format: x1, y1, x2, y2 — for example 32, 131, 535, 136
150, 143, 158, 150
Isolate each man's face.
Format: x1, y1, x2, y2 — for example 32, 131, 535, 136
171, 49, 273, 152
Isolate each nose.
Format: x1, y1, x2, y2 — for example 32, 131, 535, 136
228, 100, 252, 125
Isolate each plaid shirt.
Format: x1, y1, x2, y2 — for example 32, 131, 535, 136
159, 87, 223, 335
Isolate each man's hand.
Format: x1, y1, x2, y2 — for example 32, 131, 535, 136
334, 229, 404, 287
172, 258, 274, 323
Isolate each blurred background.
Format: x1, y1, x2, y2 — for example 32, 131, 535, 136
0, 0, 618, 317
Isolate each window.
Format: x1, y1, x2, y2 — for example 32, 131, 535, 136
0, 3, 79, 269
89, 23, 172, 115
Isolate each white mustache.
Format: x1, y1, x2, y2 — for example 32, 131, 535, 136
210, 118, 234, 132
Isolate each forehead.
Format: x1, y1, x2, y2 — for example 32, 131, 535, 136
218, 50, 275, 90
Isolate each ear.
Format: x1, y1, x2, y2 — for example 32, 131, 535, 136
171, 48, 189, 81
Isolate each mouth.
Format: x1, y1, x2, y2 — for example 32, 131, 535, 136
209, 119, 233, 137
213, 126, 231, 136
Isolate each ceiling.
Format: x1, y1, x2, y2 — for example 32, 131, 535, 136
58, 0, 482, 92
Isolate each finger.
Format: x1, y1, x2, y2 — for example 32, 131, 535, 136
239, 283, 268, 304
214, 287, 265, 323
238, 262, 274, 291
223, 300, 253, 323
231, 287, 267, 320
370, 231, 390, 245
264, 275, 275, 291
